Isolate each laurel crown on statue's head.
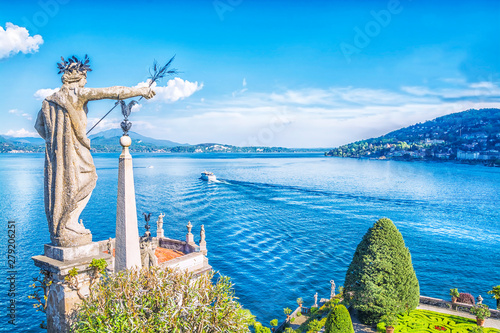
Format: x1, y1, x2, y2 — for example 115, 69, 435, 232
57, 55, 92, 74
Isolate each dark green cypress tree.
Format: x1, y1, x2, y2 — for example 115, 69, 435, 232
344, 218, 419, 325
325, 303, 354, 333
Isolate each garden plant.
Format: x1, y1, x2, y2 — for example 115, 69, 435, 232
344, 218, 420, 324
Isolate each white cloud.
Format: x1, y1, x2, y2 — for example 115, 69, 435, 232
401, 81, 500, 99
34, 88, 60, 100
232, 78, 248, 97
146, 82, 500, 148
5, 128, 39, 137
0, 23, 43, 59
131, 103, 142, 113
136, 78, 203, 103
21, 113, 33, 121
8, 109, 19, 114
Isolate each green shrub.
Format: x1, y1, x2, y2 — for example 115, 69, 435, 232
307, 319, 322, 333
324, 304, 354, 333
344, 218, 420, 325
72, 267, 253, 332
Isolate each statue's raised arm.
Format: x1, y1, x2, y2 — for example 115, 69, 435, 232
34, 55, 155, 247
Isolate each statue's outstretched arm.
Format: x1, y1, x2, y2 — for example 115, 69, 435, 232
80, 86, 154, 102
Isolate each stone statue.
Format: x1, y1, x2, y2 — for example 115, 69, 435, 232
200, 224, 205, 242
35, 55, 155, 247
330, 280, 336, 299
314, 292, 318, 307
157, 213, 165, 238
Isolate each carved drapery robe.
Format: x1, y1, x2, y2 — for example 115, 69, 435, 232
35, 86, 149, 246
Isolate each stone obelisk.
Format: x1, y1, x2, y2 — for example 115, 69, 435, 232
115, 135, 142, 271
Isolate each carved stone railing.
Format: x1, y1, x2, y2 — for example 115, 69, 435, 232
419, 296, 500, 319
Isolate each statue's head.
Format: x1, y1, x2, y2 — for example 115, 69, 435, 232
57, 55, 92, 87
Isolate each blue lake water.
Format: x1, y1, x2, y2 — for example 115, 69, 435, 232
0, 153, 499, 332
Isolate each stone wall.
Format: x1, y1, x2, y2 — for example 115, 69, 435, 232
419, 296, 500, 319
158, 237, 199, 253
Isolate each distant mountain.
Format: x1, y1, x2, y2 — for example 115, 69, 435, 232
0, 135, 44, 153
0, 129, 324, 154
89, 129, 188, 151
326, 108, 500, 166
5, 136, 44, 145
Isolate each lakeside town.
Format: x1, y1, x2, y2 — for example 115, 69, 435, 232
325, 108, 500, 167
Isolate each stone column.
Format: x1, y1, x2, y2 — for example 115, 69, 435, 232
186, 221, 195, 245
199, 224, 207, 255
115, 135, 142, 271
32, 244, 112, 333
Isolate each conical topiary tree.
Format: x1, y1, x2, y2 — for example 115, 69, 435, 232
325, 303, 354, 333
344, 218, 419, 325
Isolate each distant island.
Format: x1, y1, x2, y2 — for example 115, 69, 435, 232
0, 128, 324, 154
325, 108, 500, 167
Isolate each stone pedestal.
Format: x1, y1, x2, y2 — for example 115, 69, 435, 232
32, 243, 112, 333
115, 135, 142, 271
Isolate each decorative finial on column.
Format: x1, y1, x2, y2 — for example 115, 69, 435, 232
186, 221, 194, 245
120, 99, 137, 136
477, 295, 483, 304
143, 212, 152, 237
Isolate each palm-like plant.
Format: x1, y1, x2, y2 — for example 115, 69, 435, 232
487, 285, 500, 309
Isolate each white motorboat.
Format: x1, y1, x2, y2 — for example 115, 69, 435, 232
200, 171, 217, 181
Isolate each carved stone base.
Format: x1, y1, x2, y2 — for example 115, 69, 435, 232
33, 243, 113, 333
51, 231, 92, 248
44, 242, 99, 262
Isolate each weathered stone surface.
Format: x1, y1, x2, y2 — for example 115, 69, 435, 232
44, 242, 99, 262
34, 64, 155, 248
157, 213, 165, 238
115, 135, 142, 271
32, 248, 112, 333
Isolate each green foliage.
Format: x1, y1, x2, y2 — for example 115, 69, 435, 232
284, 307, 292, 315
28, 269, 52, 329
375, 309, 499, 333
469, 327, 485, 333
72, 267, 253, 332
470, 304, 491, 320
310, 306, 318, 315
344, 218, 420, 325
325, 304, 354, 333
297, 297, 303, 306
254, 322, 272, 333
307, 319, 322, 333
450, 288, 460, 298
88, 258, 108, 272
297, 311, 302, 317
380, 313, 398, 327
270, 319, 278, 327
66, 267, 78, 279
488, 285, 500, 299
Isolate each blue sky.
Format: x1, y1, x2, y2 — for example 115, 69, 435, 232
1, 0, 499, 147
